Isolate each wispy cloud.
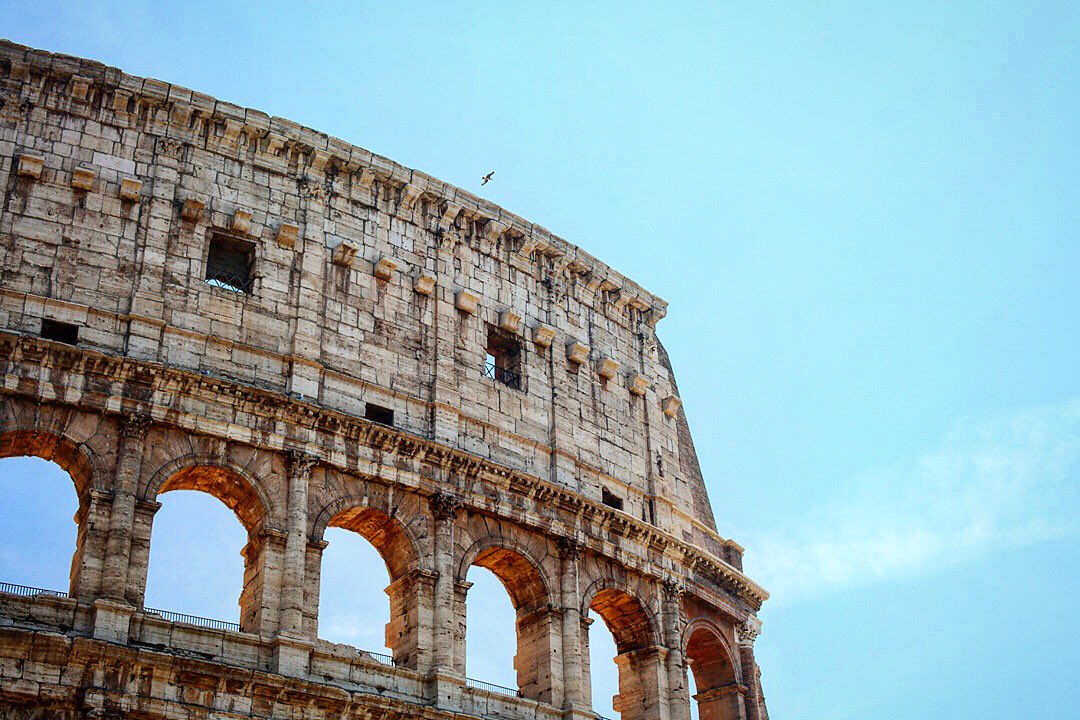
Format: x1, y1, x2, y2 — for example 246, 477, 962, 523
748, 398, 1080, 604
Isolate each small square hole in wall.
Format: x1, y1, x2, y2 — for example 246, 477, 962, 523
205, 232, 256, 293
40, 318, 79, 345
601, 487, 624, 511
365, 403, 395, 426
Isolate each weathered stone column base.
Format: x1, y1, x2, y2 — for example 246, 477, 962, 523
90, 599, 134, 644
272, 634, 314, 677
426, 670, 465, 711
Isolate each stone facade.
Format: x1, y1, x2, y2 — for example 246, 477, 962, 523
0, 41, 768, 720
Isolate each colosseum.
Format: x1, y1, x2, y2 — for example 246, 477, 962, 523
0, 40, 768, 720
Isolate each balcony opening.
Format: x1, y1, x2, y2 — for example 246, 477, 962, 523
40, 318, 79, 345
205, 233, 255, 293
601, 487, 624, 511
485, 326, 522, 390
365, 403, 395, 426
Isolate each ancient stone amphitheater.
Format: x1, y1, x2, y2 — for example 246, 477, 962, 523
0, 40, 768, 720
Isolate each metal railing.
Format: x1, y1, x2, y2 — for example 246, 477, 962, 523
360, 649, 395, 667
466, 676, 520, 698
142, 606, 240, 632
205, 272, 253, 294
484, 359, 521, 390
0, 581, 68, 598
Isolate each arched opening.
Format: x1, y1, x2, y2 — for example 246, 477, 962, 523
0, 456, 79, 592
587, 608, 621, 718
143, 464, 266, 632
462, 543, 555, 702
685, 626, 742, 720
588, 587, 660, 720
0, 431, 94, 598
319, 507, 420, 668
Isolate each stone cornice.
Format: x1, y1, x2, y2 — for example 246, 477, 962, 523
0, 332, 768, 611
0, 39, 667, 327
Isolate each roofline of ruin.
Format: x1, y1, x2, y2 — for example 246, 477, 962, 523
0, 38, 669, 324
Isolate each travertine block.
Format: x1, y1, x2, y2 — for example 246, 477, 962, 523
455, 290, 480, 314
498, 309, 522, 334
628, 373, 649, 396
374, 256, 398, 281
532, 323, 556, 348
181, 197, 205, 222
332, 241, 359, 267
597, 356, 619, 380
71, 166, 96, 191
70, 75, 92, 101
566, 340, 590, 365
662, 395, 682, 418
232, 210, 252, 235
16, 153, 44, 180
414, 273, 437, 296
276, 223, 299, 249
119, 177, 142, 201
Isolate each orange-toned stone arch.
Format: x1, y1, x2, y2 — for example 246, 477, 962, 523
682, 618, 744, 720
136, 452, 278, 633
0, 426, 108, 599
456, 533, 559, 702
311, 493, 427, 669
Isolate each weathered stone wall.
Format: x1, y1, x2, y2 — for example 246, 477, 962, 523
0, 41, 769, 720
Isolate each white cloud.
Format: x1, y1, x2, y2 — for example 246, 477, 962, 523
747, 398, 1080, 604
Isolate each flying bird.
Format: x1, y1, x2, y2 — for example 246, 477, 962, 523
481, 171, 494, 186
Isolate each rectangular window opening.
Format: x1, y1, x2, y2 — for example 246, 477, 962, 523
484, 326, 522, 390
40, 318, 79, 345
601, 487, 624, 511
365, 403, 395, 426
205, 233, 255, 293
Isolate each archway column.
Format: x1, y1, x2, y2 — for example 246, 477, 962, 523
612, 646, 669, 720
515, 603, 561, 704
384, 567, 435, 671
73, 488, 114, 601
558, 537, 589, 716
737, 618, 764, 720
428, 493, 464, 709
242, 526, 286, 636
278, 451, 316, 638
101, 413, 151, 602
662, 582, 692, 720
694, 684, 747, 720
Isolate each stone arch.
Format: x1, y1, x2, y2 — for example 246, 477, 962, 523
0, 415, 115, 600
457, 532, 559, 703
682, 618, 742, 683
683, 619, 744, 720
143, 453, 272, 532
0, 429, 97, 503
316, 498, 420, 579
457, 534, 553, 613
312, 493, 426, 669
581, 577, 659, 653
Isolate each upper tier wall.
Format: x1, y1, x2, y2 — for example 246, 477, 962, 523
0, 39, 725, 554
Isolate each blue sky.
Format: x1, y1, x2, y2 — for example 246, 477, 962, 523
1, 2, 1078, 718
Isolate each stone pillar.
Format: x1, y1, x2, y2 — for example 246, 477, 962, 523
515, 603, 561, 704
427, 492, 464, 709
70, 489, 113, 602
279, 450, 317, 638
100, 414, 151, 602
694, 685, 747, 720
663, 582, 692, 720
558, 537, 590, 716
384, 568, 435, 671
124, 499, 160, 607
737, 618, 764, 720
242, 527, 287, 637
429, 492, 462, 673
613, 646, 668, 720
